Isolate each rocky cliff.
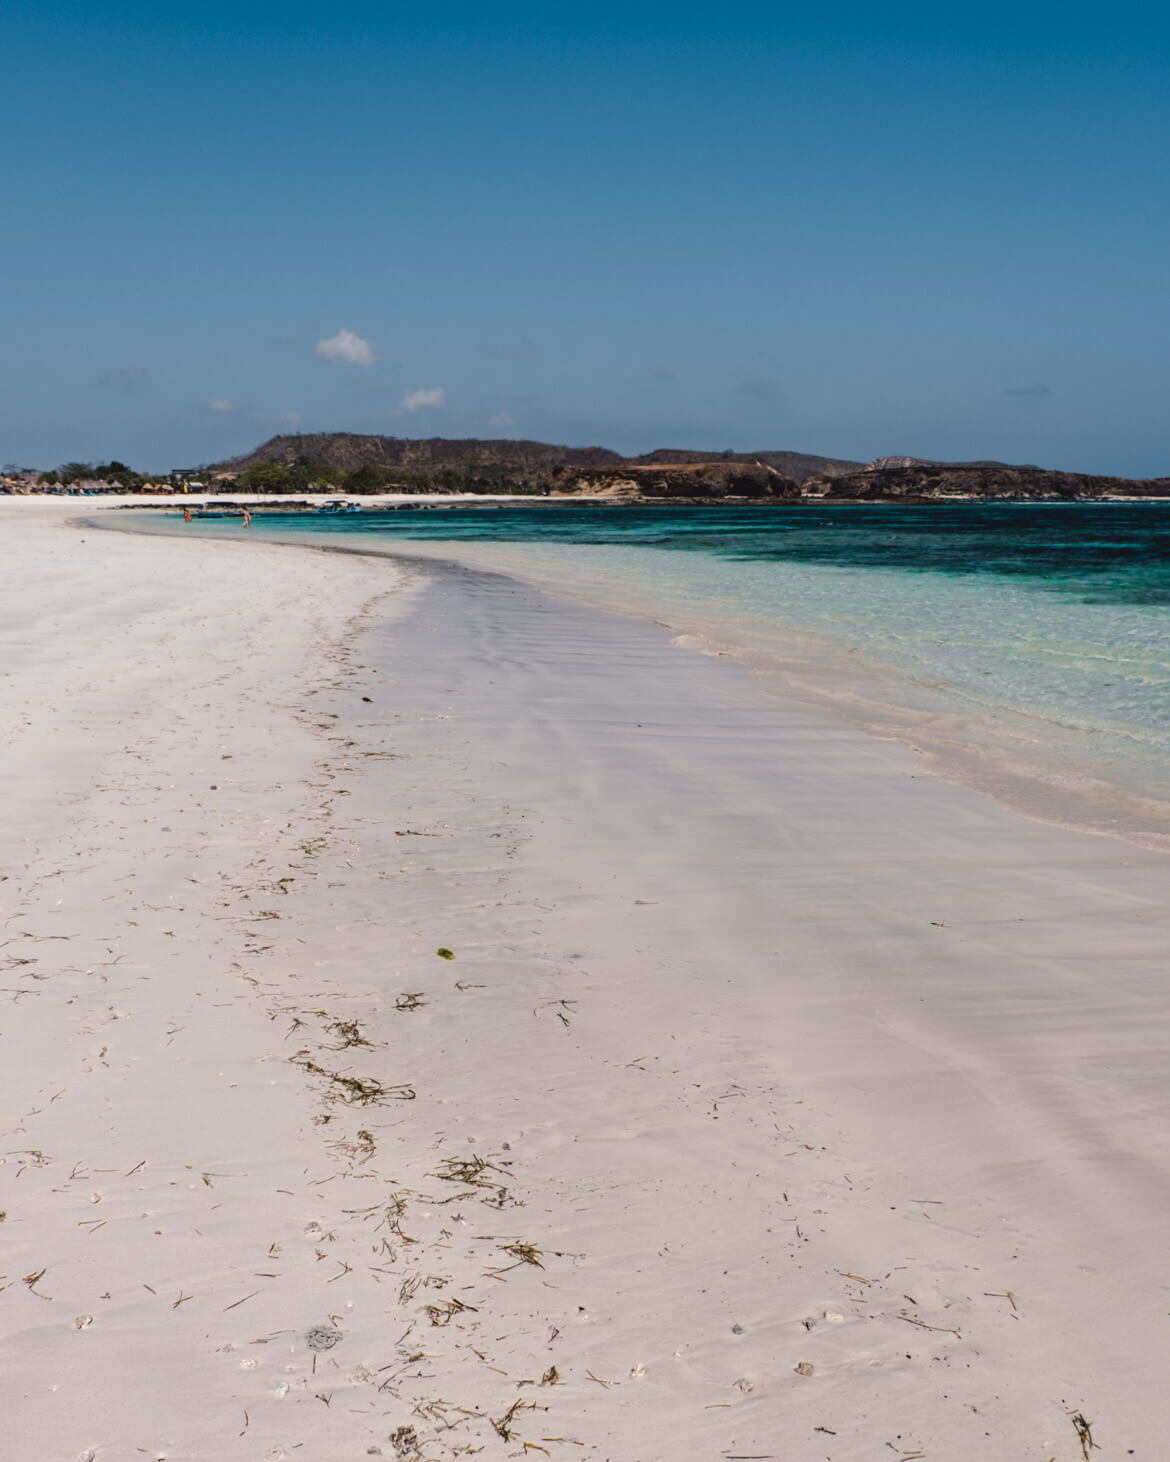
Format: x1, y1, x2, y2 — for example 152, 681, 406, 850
804, 463, 1170, 500
548, 461, 801, 499
630, 447, 865, 479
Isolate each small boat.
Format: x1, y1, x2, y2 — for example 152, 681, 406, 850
318, 498, 362, 514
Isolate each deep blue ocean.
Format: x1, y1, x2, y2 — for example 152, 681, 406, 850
174, 501, 1170, 830
285, 500, 1170, 603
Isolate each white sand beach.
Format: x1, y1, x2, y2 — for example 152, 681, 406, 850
2, 499, 1168, 1462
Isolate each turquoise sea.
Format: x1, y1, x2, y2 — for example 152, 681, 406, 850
172, 502, 1170, 842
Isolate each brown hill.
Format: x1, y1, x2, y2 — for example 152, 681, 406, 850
209, 434, 864, 487
805, 462, 1170, 500
548, 461, 800, 499
552, 458, 1170, 501
207, 434, 1170, 500
212, 433, 623, 486
632, 448, 865, 479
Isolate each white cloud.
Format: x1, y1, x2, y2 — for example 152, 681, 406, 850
208, 397, 234, 413
489, 412, 514, 429
401, 386, 446, 412
280, 412, 302, 429
315, 328, 375, 367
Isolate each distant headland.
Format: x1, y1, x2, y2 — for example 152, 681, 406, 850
4, 433, 1170, 501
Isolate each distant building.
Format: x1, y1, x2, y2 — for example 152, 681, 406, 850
169, 469, 207, 492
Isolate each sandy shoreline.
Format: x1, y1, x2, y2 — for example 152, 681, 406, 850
3, 500, 1168, 1461
111, 498, 1170, 856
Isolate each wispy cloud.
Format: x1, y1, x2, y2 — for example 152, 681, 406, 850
280, 411, 302, 429
207, 397, 235, 413
1004, 384, 1051, 399
315, 328, 375, 367
401, 386, 446, 412
488, 412, 514, 429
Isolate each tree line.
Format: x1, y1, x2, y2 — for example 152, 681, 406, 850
31, 457, 544, 494
234, 459, 541, 494
37, 460, 150, 488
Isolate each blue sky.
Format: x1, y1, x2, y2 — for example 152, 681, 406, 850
3, 1, 1169, 474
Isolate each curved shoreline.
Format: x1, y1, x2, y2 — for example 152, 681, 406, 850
100, 503, 1170, 856
5, 499, 1170, 1458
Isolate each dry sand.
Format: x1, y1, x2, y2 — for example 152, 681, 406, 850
2, 499, 1167, 1462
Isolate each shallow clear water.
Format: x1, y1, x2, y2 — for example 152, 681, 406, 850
170, 502, 1170, 832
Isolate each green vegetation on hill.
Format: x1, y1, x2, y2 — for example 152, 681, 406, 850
205, 433, 869, 495
213, 432, 624, 486
234, 457, 546, 494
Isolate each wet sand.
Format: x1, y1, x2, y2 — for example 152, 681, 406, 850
3, 499, 1168, 1461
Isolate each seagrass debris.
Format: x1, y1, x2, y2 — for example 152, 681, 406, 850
325, 1017, 372, 1048
291, 1051, 414, 1104
430, 1153, 514, 1207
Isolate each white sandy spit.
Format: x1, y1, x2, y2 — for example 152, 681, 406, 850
2, 498, 1168, 1462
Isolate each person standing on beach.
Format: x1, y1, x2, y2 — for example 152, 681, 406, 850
242, 505, 252, 528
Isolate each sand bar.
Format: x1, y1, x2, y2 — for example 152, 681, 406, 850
3, 499, 1168, 1461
